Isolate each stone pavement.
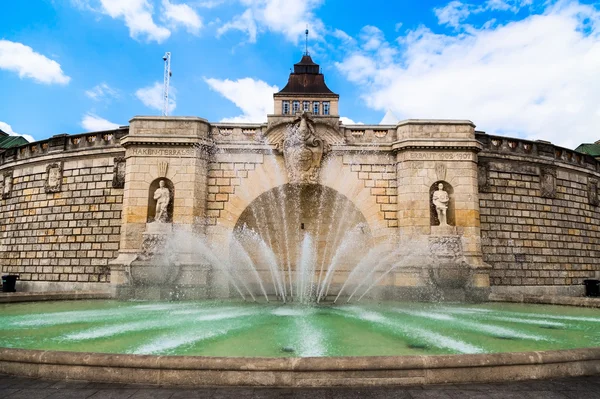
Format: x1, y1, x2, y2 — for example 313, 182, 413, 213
1, 373, 600, 398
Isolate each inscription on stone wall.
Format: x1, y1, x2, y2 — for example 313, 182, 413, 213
400, 152, 475, 161
131, 148, 194, 157
44, 163, 63, 193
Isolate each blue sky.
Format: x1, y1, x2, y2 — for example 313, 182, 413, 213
1, 0, 600, 149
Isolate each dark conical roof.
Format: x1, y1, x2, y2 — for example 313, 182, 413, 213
277, 55, 337, 96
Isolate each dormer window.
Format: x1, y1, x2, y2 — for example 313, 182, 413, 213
292, 101, 300, 114
282, 101, 290, 115
323, 101, 330, 115
313, 102, 320, 115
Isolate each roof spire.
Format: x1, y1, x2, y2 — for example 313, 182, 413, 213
305, 26, 309, 56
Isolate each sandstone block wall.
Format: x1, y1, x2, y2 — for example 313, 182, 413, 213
0, 131, 126, 285
477, 133, 600, 289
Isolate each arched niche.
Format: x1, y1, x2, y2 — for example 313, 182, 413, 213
147, 178, 175, 223
232, 183, 373, 276
430, 180, 455, 226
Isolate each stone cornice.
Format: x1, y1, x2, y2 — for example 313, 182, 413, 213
391, 138, 483, 153
120, 136, 214, 149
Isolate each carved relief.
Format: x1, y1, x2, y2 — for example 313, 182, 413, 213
435, 163, 447, 181
478, 161, 490, 192
429, 236, 462, 262
282, 112, 328, 184
540, 167, 556, 198
158, 161, 168, 178
112, 157, 126, 188
589, 179, 599, 206
44, 163, 62, 193
0, 171, 12, 199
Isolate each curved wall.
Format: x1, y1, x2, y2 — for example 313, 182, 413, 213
477, 132, 600, 296
0, 130, 127, 291
1, 124, 599, 296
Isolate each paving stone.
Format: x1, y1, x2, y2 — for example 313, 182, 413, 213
128, 389, 177, 399
5, 388, 56, 399
88, 389, 138, 399
45, 388, 99, 398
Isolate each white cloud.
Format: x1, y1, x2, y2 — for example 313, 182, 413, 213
218, 0, 324, 44
0, 121, 34, 142
74, 0, 204, 41
217, 9, 258, 42
204, 77, 277, 122
74, 0, 170, 42
85, 83, 119, 101
435, 1, 472, 28
335, 1, 600, 149
434, 0, 534, 28
81, 114, 121, 131
340, 117, 364, 125
0, 40, 70, 85
135, 81, 176, 113
162, 0, 202, 34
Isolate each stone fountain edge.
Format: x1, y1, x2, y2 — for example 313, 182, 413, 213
0, 347, 599, 387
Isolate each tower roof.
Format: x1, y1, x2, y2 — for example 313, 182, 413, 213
276, 55, 338, 96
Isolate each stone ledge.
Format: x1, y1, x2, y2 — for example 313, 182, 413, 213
0, 347, 598, 386
489, 293, 600, 308
0, 291, 113, 303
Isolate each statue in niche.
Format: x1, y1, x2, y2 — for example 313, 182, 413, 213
432, 182, 450, 226
283, 112, 326, 184
153, 180, 171, 223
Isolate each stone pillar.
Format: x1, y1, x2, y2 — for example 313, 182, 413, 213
110, 117, 212, 286
393, 120, 490, 300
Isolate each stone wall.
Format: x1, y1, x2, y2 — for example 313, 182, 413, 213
477, 133, 600, 294
0, 130, 126, 289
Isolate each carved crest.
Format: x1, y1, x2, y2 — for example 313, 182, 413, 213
158, 161, 168, 178
282, 112, 328, 184
44, 162, 63, 193
435, 163, 447, 181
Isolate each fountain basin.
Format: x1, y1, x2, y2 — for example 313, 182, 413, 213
1, 299, 599, 386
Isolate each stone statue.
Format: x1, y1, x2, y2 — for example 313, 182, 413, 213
432, 182, 450, 226
153, 180, 170, 223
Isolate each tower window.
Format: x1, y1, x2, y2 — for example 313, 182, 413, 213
282, 101, 290, 115
292, 101, 300, 114
323, 101, 330, 115
303, 101, 310, 112
313, 102, 320, 115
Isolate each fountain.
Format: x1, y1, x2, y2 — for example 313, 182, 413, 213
1, 54, 599, 386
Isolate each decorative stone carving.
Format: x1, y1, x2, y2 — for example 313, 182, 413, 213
158, 161, 168, 178
429, 236, 462, 263
2, 171, 12, 199
435, 163, 447, 181
282, 112, 328, 184
589, 179, 599, 206
153, 180, 171, 223
540, 167, 556, 198
432, 182, 450, 226
44, 163, 62, 193
112, 157, 126, 188
478, 162, 490, 192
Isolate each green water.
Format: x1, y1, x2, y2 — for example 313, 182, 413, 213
0, 300, 598, 357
